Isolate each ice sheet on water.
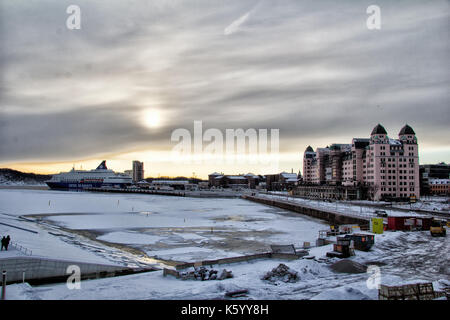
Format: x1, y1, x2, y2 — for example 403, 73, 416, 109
97, 231, 163, 245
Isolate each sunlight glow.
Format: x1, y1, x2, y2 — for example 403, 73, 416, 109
142, 109, 162, 129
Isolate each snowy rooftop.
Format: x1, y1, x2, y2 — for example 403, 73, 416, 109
429, 179, 449, 185
151, 180, 189, 185
244, 173, 259, 178
280, 172, 298, 179
389, 138, 402, 145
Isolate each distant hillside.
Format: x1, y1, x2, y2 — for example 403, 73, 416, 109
0, 168, 51, 185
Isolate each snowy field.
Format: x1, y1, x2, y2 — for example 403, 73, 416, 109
1, 189, 449, 300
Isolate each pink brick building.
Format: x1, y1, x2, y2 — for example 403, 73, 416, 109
302, 124, 420, 201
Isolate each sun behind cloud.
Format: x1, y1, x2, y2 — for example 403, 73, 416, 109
142, 109, 163, 129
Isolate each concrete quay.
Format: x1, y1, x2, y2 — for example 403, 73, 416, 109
242, 195, 370, 226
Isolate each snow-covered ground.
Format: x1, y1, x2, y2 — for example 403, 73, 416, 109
5, 230, 449, 300
260, 193, 448, 218
1, 189, 448, 300
393, 197, 449, 213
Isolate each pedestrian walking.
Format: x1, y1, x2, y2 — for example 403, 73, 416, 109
5, 236, 10, 251
1, 237, 5, 251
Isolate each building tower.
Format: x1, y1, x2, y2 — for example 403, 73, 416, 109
132, 161, 144, 183
398, 124, 420, 199
303, 146, 315, 183
368, 123, 389, 200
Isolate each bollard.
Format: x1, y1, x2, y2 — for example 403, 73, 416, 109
2, 271, 6, 300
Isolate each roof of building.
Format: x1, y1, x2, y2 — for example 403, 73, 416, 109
244, 173, 258, 178
305, 145, 314, 152
429, 178, 449, 184
151, 180, 189, 185
389, 138, 402, 146
280, 172, 298, 179
330, 143, 351, 151
353, 138, 370, 149
371, 123, 387, 135
226, 176, 248, 180
209, 172, 222, 176
399, 124, 415, 135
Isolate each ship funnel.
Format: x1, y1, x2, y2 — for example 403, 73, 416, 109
96, 160, 107, 170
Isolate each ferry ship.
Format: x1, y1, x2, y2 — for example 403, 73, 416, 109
46, 161, 132, 190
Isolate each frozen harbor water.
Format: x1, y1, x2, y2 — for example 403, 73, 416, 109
0, 188, 448, 300
0, 189, 327, 264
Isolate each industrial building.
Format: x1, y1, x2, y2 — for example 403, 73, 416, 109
208, 172, 265, 189
265, 172, 299, 191
428, 179, 450, 196
419, 162, 450, 195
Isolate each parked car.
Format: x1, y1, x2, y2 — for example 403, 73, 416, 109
375, 210, 388, 217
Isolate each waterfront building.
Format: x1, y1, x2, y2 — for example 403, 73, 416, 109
419, 162, 450, 195
302, 124, 420, 201
132, 160, 144, 183
428, 178, 450, 196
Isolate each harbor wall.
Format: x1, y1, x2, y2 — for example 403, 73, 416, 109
0, 256, 154, 285
242, 195, 369, 226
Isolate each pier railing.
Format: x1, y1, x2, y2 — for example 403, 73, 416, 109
9, 242, 32, 256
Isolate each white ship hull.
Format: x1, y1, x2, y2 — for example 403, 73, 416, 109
46, 161, 132, 190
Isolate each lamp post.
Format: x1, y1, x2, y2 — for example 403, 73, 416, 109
2, 271, 6, 300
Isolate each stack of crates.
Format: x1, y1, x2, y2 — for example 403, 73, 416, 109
326, 237, 355, 258
334, 237, 351, 255
379, 283, 443, 300
344, 234, 375, 251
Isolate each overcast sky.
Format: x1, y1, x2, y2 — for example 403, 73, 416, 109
0, 0, 449, 177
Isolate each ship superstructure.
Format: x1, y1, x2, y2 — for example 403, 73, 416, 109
46, 161, 132, 190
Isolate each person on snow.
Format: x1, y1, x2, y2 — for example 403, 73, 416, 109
1, 236, 6, 251
5, 235, 10, 251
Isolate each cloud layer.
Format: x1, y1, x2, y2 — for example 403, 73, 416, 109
0, 0, 449, 173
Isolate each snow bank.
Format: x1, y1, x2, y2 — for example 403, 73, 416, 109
311, 286, 371, 300
330, 260, 368, 274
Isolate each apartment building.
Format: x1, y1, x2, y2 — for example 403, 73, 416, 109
302, 124, 420, 200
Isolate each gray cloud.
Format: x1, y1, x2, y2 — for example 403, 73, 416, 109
0, 0, 449, 166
